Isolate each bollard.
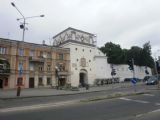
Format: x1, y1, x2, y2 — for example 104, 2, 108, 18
17, 86, 21, 97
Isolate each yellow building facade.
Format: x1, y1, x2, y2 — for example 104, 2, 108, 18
0, 38, 70, 89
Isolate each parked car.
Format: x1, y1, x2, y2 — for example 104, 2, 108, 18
124, 78, 132, 82
143, 76, 151, 82
124, 78, 141, 82
146, 76, 158, 85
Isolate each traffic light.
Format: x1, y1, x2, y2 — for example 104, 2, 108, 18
111, 68, 116, 76
128, 59, 134, 70
20, 24, 24, 29
145, 70, 149, 74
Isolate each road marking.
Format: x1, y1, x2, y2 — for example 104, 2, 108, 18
0, 100, 78, 113
119, 97, 150, 104
150, 109, 160, 113
155, 103, 160, 106
143, 94, 155, 97
119, 97, 131, 101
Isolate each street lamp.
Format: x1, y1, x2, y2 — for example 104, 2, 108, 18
55, 66, 60, 89
11, 2, 44, 94
11, 2, 44, 41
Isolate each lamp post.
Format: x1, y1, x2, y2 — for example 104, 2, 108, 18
11, 2, 44, 95
11, 2, 44, 41
55, 66, 60, 89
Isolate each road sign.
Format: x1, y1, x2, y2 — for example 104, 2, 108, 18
131, 78, 137, 85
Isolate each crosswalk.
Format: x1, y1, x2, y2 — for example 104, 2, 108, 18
119, 93, 160, 106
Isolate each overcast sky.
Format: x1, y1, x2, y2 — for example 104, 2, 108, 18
1, 0, 160, 57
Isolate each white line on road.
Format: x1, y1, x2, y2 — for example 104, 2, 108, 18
0, 100, 78, 113
119, 97, 150, 104
143, 94, 155, 97
155, 103, 160, 106
150, 109, 160, 113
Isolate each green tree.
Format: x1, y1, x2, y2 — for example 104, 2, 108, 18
141, 42, 154, 68
100, 42, 123, 64
99, 41, 154, 68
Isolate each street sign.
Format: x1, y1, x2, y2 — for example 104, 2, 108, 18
131, 78, 137, 85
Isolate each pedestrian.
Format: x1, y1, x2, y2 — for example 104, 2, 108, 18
17, 86, 21, 97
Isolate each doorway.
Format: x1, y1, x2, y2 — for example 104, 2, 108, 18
59, 78, 66, 86
0, 79, 3, 89
29, 78, 34, 88
79, 69, 88, 87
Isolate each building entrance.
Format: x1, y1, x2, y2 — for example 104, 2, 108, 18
0, 79, 3, 88
79, 69, 88, 87
29, 78, 34, 88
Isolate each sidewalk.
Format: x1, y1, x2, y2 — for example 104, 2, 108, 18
0, 82, 144, 99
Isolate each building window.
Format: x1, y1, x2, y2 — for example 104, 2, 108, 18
77, 59, 79, 61
38, 77, 43, 85
29, 50, 34, 57
81, 58, 86, 67
18, 49, 24, 56
75, 48, 78, 51
39, 66, 43, 71
17, 77, 23, 86
58, 63, 65, 71
40, 51, 43, 57
89, 60, 91, 62
47, 78, 51, 85
82, 49, 84, 52
47, 65, 51, 71
90, 50, 91, 52
29, 63, 34, 71
59, 54, 64, 60
18, 62, 23, 75
0, 47, 6, 54
47, 52, 51, 58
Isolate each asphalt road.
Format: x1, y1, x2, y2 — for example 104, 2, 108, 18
0, 84, 151, 108
0, 90, 160, 120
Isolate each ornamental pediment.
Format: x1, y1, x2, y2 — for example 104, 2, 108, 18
53, 27, 96, 46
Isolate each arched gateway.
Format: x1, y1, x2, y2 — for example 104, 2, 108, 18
79, 69, 88, 87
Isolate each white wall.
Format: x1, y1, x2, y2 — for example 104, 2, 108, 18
61, 42, 96, 86
114, 64, 152, 82
95, 49, 112, 79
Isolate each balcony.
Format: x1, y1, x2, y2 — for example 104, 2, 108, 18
29, 56, 45, 62
58, 70, 70, 76
0, 69, 10, 75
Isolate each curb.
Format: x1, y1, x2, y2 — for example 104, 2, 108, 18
0, 89, 115, 100
0, 83, 146, 100
80, 91, 149, 102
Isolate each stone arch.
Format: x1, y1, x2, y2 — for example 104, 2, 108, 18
79, 69, 88, 87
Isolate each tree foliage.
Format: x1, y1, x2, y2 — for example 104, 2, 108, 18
99, 42, 154, 68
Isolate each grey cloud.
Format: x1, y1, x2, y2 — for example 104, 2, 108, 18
1, 0, 160, 56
